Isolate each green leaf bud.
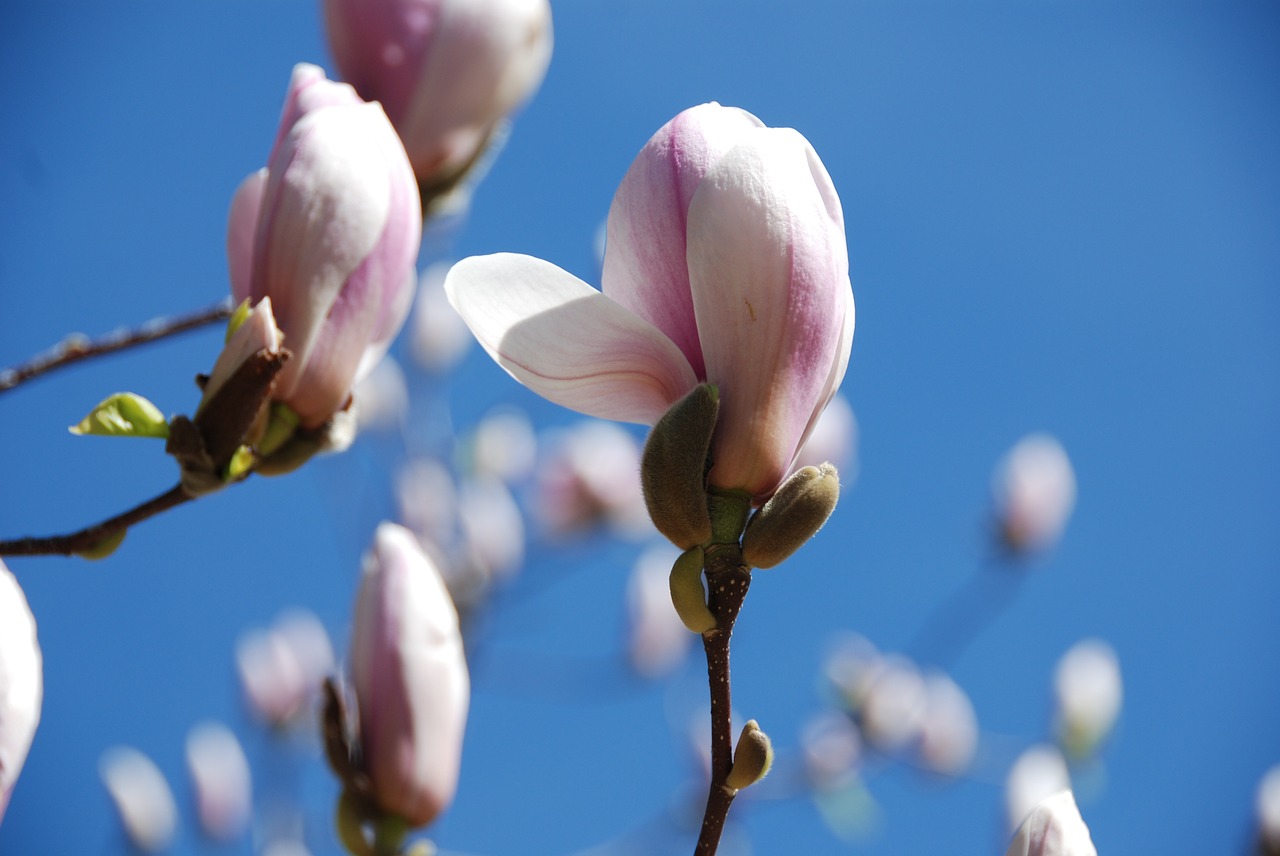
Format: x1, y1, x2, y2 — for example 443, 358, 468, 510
668, 546, 716, 634
641, 384, 719, 549
69, 392, 169, 439
74, 528, 126, 561
225, 298, 253, 343
741, 463, 840, 569
725, 719, 774, 791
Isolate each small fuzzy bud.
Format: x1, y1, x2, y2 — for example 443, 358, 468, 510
741, 463, 840, 569
725, 720, 773, 791
69, 392, 169, 439
641, 384, 718, 549
668, 546, 716, 634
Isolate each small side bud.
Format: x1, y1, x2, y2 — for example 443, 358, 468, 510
726, 720, 774, 791
668, 546, 716, 634
335, 788, 375, 856
74, 529, 126, 561
741, 463, 840, 569
70, 392, 170, 439
641, 384, 719, 549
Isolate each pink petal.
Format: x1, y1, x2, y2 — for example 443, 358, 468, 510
225, 169, 267, 305
602, 103, 764, 379
687, 128, 851, 499
445, 253, 697, 425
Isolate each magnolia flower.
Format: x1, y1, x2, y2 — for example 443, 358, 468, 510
228, 63, 421, 428
1004, 790, 1097, 856
1053, 639, 1122, 758
0, 561, 41, 823
916, 671, 979, 776
350, 523, 469, 828
470, 408, 538, 484
100, 747, 178, 853
324, 0, 553, 187
626, 545, 694, 677
236, 609, 335, 727
1005, 745, 1072, 834
534, 420, 649, 538
185, 722, 252, 841
447, 103, 854, 503
992, 434, 1077, 553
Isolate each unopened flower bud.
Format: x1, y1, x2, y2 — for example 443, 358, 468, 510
668, 546, 715, 634
725, 720, 773, 792
1004, 790, 1097, 856
0, 562, 41, 823
641, 383, 718, 548
99, 747, 178, 853
741, 463, 839, 569
1053, 639, 1122, 759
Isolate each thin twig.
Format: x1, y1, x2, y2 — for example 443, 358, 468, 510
0, 299, 233, 395
0, 484, 191, 557
694, 547, 752, 856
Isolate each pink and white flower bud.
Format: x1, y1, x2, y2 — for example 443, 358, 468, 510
992, 434, 1077, 553
0, 561, 41, 823
1005, 745, 1072, 835
1004, 790, 1097, 856
323, 0, 553, 185
185, 722, 252, 841
99, 747, 178, 853
446, 103, 854, 503
1053, 639, 1122, 758
235, 609, 334, 727
916, 672, 978, 776
350, 523, 469, 828
228, 63, 421, 428
534, 421, 649, 538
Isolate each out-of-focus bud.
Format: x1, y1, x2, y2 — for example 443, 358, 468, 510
350, 523, 469, 828
228, 63, 421, 429
916, 672, 978, 776
458, 475, 525, 582
186, 722, 252, 842
323, 0, 554, 194
353, 355, 409, 434
641, 383, 718, 549
1053, 639, 1122, 759
410, 262, 474, 373
1004, 790, 1097, 856
741, 463, 839, 569
823, 633, 883, 714
0, 562, 41, 823
668, 546, 716, 635
801, 711, 861, 791
725, 720, 773, 791
236, 609, 335, 728
534, 421, 649, 539
793, 393, 858, 478
1256, 765, 1280, 854
992, 434, 1077, 554
858, 654, 926, 753
1005, 745, 1072, 835
470, 408, 537, 484
396, 457, 458, 553
99, 747, 178, 853
626, 545, 694, 677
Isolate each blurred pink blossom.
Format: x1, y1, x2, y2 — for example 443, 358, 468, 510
992, 434, 1077, 553
534, 421, 649, 538
626, 545, 693, 678
99, 747, 177, 853
185, 722, 252, 841
0, 561, 41, 823
235, 609, 334, 727
1004, 790, 1097, 856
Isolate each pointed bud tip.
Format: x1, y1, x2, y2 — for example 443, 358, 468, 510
726, 720, 774, 791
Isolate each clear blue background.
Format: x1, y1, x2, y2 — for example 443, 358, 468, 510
2, 1, 1279, 854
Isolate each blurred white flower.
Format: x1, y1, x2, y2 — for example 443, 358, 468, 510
100, 747, 178, 853
801, 711, 862, 790
1004, 790, 1096, 856
793, 393, 858, 478
235, 609, 334, 727
1054, 639, 1122, 758
534, 421, 649, 538
1256, 765, 1280, 852
353, 354, 409, 434
859, 655, 926, 753
411, 262, 473, 373
992, 434, 1076, 553
823, 633, 883, 714
471, 408, 538, 483
459, 475, 525, 582
1005, 744, 1072, 834
185, 722, 252, 841
916, 671, 978, 776
625, 545, 692, 678
396, 457, 459, 551
0, 561, 41, 823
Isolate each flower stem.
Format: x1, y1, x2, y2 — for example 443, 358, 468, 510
0, 299, 233, 395
0, 483, 191, 557
694, 544, 752, 856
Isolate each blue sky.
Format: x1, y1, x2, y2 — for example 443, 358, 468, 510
2, 1, 1279, 854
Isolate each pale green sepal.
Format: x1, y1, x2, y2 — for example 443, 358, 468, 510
74, 529, 126, 560
225, 298, 253, 343
257, 402, 301, 458
224, 445, 256, 482
69, 392, 170, 439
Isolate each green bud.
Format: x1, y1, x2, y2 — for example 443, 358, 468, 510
335, 789, 374, 856
725, 719, 774, 791
69, 392, 169, 439
225, 298, 253, 343
741, 463, 840, 569
74, 528, 126, 560
257, 402, 301, 458
224, 445, 256, 482
641, 384, 719, 549
669, 546, 716, 634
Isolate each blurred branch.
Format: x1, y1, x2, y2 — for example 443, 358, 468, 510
0, 299, 233, 395
906, 560, 1026, 669
0, 483, 191, 557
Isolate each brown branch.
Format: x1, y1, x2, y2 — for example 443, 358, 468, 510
0, 484, 191, 557
694, 546, 752, 856
0, 299, 233, 395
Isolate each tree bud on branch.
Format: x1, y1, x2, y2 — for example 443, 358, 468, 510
741, 463, 840, 569
641, 383, 718, 549
725, 719, 773, 792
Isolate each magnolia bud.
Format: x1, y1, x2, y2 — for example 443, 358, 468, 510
725, 720, 773, 791
668, 546, 715, 634
741, 463, 839, 568
1004, 790, 1097, 856
640, 383, 718, 549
